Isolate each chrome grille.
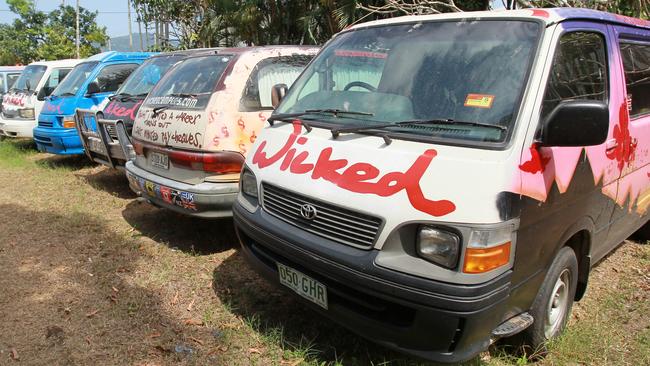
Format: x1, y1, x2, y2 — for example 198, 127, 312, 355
262, 183, 382, 249
104, 123, 118, 141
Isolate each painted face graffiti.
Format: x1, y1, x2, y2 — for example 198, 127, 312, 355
252, 122, 456, 217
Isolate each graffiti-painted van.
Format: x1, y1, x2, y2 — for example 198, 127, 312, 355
233, 9, 650, 363
75, 50, 204, 169
124, 46, 318, 217
0, 59, 80, 138
33, 52, 154, 155
0, 66, 25, 114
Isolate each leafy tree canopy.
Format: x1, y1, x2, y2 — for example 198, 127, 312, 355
0, 0, 108, 65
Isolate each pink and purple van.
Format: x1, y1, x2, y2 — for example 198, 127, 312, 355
233, 8, 650, 363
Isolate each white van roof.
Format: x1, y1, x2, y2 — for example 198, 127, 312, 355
28, 58, 84, 68
348, 8, 650, 32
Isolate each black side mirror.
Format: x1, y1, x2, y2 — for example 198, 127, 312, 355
538, 100, 609, 147
85, 81, 100, 96
25, 79, 31, 92
271, 83, 288, 109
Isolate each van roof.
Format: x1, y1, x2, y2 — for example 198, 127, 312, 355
348, 8, 650, 32
85, 51, 157, 62
171, 46, 318, 58
28, 59, 83, 67
0, 66, 24, 72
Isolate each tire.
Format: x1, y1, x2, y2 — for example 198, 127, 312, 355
523, 246, 578, 351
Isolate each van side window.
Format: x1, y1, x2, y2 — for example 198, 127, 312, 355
541, 32, 607, 118
92, 63, 139, 94
619, 41, 650, 117
240, 55, 313, 111
42, 68, 71, 97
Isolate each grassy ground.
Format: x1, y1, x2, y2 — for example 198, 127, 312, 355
0, 138, 648, 366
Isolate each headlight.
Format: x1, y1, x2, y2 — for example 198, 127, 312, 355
62, 115, 75, 128
416, 226, 460, 269
19, 108, 35, 119
240, 169, 258, 198
462, 226, 513, 274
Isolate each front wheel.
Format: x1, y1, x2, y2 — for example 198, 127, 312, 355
523, 246, 578, 350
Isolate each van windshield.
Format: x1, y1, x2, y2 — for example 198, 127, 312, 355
11, 65, 46, 93
145, 54, 233, 110
117, 55, 184, 97
277, 20, 541, 144
51, 61, 98, 97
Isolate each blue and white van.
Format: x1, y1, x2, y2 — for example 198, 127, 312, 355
33, 51, 153, 155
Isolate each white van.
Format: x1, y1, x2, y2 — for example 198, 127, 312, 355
0, 59, 82, 138
233, 9, 650, 363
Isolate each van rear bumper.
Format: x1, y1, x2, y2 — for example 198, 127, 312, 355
233, 201, 512, 363
125, 161, 238, 218
0, 118, 36, 138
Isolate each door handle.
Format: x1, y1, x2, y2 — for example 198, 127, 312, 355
605, 139, 619, 151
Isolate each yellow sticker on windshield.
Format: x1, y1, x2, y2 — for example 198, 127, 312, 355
464, 94, 495, 109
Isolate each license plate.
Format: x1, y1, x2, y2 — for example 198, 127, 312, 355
150, 151, 169, 170
277, 263, 328, 309
88, 137, 105, 154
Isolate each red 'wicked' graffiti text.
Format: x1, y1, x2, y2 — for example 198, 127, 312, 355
252, 123, 456, 217
104, 100, 143, 120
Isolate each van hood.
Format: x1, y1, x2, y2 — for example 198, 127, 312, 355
2, 91, 35, 111
247, 123, 520, 246
40, 97, 78, 116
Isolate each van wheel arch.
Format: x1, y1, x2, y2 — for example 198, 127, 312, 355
554, 219, 594, 301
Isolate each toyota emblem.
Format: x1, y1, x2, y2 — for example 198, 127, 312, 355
300, 204, 318, 220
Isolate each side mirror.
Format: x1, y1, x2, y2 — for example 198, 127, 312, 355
25, 79, 31, 92
538, 100, 609, 147
85, 81, 100, 97
271, 83, 288, 109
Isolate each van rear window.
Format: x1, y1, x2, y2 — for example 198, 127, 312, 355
145, 55, 233, 110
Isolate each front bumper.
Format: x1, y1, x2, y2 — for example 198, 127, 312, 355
33, 126, 84, 155
125, 160, 239, 218
75, 110, 128, 169
233, 201, 512, 363
0, 117, 37, 138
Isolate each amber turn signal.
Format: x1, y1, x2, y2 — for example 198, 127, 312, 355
462, 241, 511, 274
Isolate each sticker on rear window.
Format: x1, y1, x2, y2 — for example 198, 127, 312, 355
464, 94, 495, 109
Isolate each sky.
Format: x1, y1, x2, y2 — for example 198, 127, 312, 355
0, 0, 142, 38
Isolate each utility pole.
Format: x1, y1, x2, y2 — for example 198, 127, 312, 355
75, 0, 80, 58
127, 0, 133, 51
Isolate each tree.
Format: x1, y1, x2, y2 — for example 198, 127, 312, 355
0, 0, 108, 65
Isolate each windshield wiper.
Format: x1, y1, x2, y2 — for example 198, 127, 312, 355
330, 118, 507, 145
268, 109, 375, 133
111, 92, 148, 102
166, 92, 198, 98
152, 105, 170, 117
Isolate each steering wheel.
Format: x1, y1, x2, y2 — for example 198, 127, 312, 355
343, 81, 376, 92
